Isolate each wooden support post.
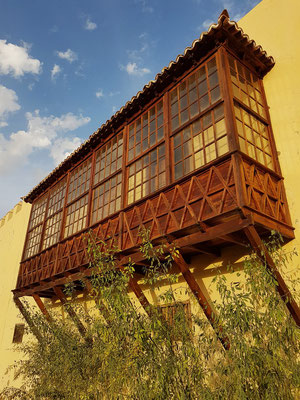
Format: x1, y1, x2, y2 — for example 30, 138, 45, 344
243, 225, 300, 326
83, 278, 111, 323
173, 251, 230, 349
32, 293, 52, 322
14, 296, 43, 343
53, 287, 89, 340
128, 276, 151, 315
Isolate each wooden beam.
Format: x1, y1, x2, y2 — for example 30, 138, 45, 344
183, 245, 220, 257
220, 233, 247, 247
53, 287, 89, 341
13, 215, 253, 299
119, 214, 253, 268
173, 251, 230, 350
127, 276, 151, 315
243, 225, 300, 326
32, 293, 52, 322
14, 296, 43, 343
83, 278, 111, 323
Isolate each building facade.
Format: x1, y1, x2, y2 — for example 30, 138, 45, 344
1, 0, 300, 390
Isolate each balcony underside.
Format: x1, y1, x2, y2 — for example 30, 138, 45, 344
14, 155, 294, 299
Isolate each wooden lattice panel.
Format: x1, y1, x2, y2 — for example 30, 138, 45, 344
16, 159, 237, 290
241, 160, 291, 225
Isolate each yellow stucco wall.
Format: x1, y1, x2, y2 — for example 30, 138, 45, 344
239, 0, 300, 257
0, 202, 32, 390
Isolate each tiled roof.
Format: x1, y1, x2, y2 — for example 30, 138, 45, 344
24, 9, 274, 203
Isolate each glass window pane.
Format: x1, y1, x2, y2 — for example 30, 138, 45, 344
126, 143, 166, 205
170, 57, 222, 132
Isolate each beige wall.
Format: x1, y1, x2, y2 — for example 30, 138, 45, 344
0, 202, 32, 390
239, 0, 300, 258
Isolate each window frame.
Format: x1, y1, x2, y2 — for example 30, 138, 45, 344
223, 47, 279, 174
125, 97, 168, 206
21, 46, 280, 262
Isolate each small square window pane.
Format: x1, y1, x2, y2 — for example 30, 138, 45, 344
206, 143, 216, 163
215, 119, 226, 138
211, 86, 221, 103
200, 94, 209, 111
175, 162, 183, 180
195, 150, 204, 169
216, 137, 229, 156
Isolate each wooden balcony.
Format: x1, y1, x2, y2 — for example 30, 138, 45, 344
14, 152, 293, 298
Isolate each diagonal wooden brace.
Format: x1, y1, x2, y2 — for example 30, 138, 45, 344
173, 251, 230, 350
243, 225, 300, 326
14, 296, 43, 343
53, 287, 90, 341
32, 293, 52, 322
128, 276, 152, 315
83, 278, 111, 323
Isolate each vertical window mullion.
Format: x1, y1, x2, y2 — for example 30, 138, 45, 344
218, 47, 240, 152
86, 151, 96, 228
164, 92, 172, 185
121, 127, 128, 210
59, 172, 71, 241
38, 192, 50, 253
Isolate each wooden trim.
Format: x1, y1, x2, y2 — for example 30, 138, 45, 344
232, 153, 247, 208
86, 151, 96, 227
32, 293, 52, 322
127, 276, 151, 314
14, 296, 43, 342
163, 91, 172, 186
259, 80, 281, 174
59, 172, 71, 241
38, 192, 51, 254
121, 126, 128, 209
218, 46, 239, 152
243, 225, 300, 326
21, 203, 35, 262
83, 278, 111, 323
53, 287, 89, 341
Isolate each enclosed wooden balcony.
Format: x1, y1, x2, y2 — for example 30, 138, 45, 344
14, 11, 294, 302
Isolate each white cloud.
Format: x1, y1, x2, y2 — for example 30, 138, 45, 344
50, 136, 82, 165
0, 110, 90, 173
109, 91, 120, 97
0, 40, 41, 78
135, 0, 153, 13
50, 25, 59, 33
0, 85, 21, 125
232, 13, 242, 21
51, 64, 61, 80
56, 49, 78, 63
95, 89, 104, 98
122, 62, 150, 76
201, 19, 214, 30
85, 18, 97, 31
28, 82, 35, 91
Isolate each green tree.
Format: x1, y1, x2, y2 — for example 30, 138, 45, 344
1, 233, 299, 399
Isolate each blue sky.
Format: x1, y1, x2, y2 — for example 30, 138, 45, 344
0, 0, 260, 217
